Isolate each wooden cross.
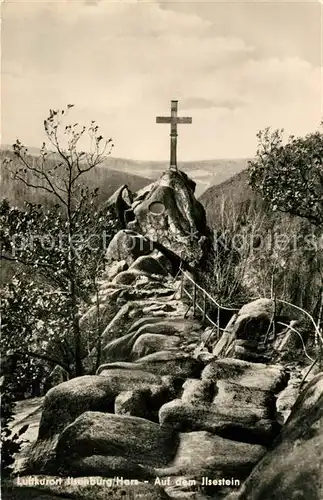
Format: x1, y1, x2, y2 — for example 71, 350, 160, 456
156, 100, 192, 170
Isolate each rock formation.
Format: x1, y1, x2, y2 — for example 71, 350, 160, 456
109, 168, 208, 264
105, 184, 134, 228
212, 298, 304, 363
12, 168, 322, 500
226, 373, 323, 500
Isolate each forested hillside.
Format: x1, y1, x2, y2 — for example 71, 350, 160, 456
1, 146, 248, 198
0, 150, 151, 209
199, 169, 322, 315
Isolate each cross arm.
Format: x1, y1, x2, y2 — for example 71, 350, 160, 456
156, 117, 171, 123
156, 117, 192, 124
177, 117, 192, 124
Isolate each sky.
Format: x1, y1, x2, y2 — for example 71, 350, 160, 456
2, 0, 323, 161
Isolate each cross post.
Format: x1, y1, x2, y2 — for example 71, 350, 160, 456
156, 100, 192, 170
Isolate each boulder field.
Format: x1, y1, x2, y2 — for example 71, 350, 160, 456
15, 274, 321, 500
11, 169, 323, 500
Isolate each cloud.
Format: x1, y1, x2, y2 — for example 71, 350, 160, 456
161, 0, 322, 67
181, 97, 247, 111
2, 0, 321, 160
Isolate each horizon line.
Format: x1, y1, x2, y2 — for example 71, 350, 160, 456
1, 144, 252, 164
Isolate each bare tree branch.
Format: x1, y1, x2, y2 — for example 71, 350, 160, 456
14, 349, 70, 373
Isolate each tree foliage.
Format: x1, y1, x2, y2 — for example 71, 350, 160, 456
0, 376, 29, 477
248, 126, 323, 226
1, 271, 69, 387
1, 201, 119, 381
1, 106, 119, 379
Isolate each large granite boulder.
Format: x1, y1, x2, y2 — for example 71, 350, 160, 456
159, 398, 279, 446
37, 371, 171, 440
102, 317, 202, 362
127, 169, 207, 264
159, 359, 285, 446
105, 229, 153, 265
105, 184, 134, 227
202, 358, 288, 393
25, 371, 176, 474
157, 430, 266, 491
112, 252, 172, 285
98, 351, 203, 379
128, 252, 170, 277
228, 372, 323, 500
55, 412, 179, 468
213, 298, 292, 362
131, 333, 181, 359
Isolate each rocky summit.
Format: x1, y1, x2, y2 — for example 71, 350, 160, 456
107, 168, 208, 264
9, 169, 323, 500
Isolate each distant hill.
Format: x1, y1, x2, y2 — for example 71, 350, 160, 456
199, 169, 260, 226
100, 157, 249, 198
0, 149, 151, 208
2, 145, 249, 199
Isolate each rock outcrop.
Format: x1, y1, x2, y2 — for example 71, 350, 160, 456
105, 184, 134, 228
159, 358, 284, 446
201, 358, 288, 393
56, 412, 179, 470
129, 170, 207, 263
105, 229, 154, 265
14, 168, 321, 500
37, 369, 178, 442
107, 169, 208, 265
212, 298, 297, 362
102, 317, 202, 363
227, 373, 323, 500
157, 430, 266, 497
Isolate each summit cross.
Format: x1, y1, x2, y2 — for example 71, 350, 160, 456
156, 100, 192, 170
